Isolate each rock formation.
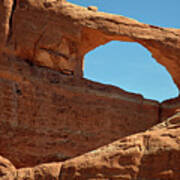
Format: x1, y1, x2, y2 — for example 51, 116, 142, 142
0, 0, 180, 179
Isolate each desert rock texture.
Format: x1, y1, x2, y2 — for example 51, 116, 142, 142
0, 0, 180, 179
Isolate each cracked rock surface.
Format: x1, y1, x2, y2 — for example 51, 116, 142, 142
0, 0, 180, 179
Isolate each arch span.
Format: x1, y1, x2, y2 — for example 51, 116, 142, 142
2, 0, 180, 90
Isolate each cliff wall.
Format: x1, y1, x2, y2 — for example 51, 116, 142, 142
0, 53, 160, 168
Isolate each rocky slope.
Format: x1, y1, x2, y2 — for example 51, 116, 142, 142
0, 0, 180, 179
1, 112, 180, 179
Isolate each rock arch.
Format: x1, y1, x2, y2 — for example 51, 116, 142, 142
1, 0, 180, 89
0, 0, 180, 179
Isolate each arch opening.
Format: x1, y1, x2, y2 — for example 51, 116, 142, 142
84, 41, 179, 102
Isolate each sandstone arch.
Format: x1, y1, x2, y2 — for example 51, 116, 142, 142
0, 0, 180, 179
0, 0, 180, 89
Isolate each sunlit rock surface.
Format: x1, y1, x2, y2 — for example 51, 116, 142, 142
0, 0, 180, 179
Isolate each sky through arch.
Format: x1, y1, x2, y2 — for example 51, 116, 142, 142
84, 41, 179, 102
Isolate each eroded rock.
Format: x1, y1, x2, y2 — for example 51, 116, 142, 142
59, 113, 180, 180
1, 114, 180, 179
0, 53, 160, 168
0, 156, 16, 180
87, 6, 98, 12
16, 163, 62, 180
0, 0, 180, 87
0, 0, 180, 179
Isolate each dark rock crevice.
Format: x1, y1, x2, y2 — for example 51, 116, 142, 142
6, 0, 17, 44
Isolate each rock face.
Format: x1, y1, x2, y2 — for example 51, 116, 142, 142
0, 53, 160, 168
0, 156, 16, 180
0, 0, 180, 179
60, 113, 180, 180
1, 113, 180, 180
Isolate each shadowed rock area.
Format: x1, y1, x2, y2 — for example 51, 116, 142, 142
0, 0, 180, 179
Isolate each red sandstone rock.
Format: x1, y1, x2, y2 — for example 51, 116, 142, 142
0, 0, 180, 179
0, 0, 180, 87
0, 53, 159, 168
0, 113, 180, 179
60, 113, 180, 179
0, 0, 13, 47
17, 162, 62, 180
0, 156, 16, 180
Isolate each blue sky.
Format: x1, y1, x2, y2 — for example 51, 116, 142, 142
68, 0, 180, 102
